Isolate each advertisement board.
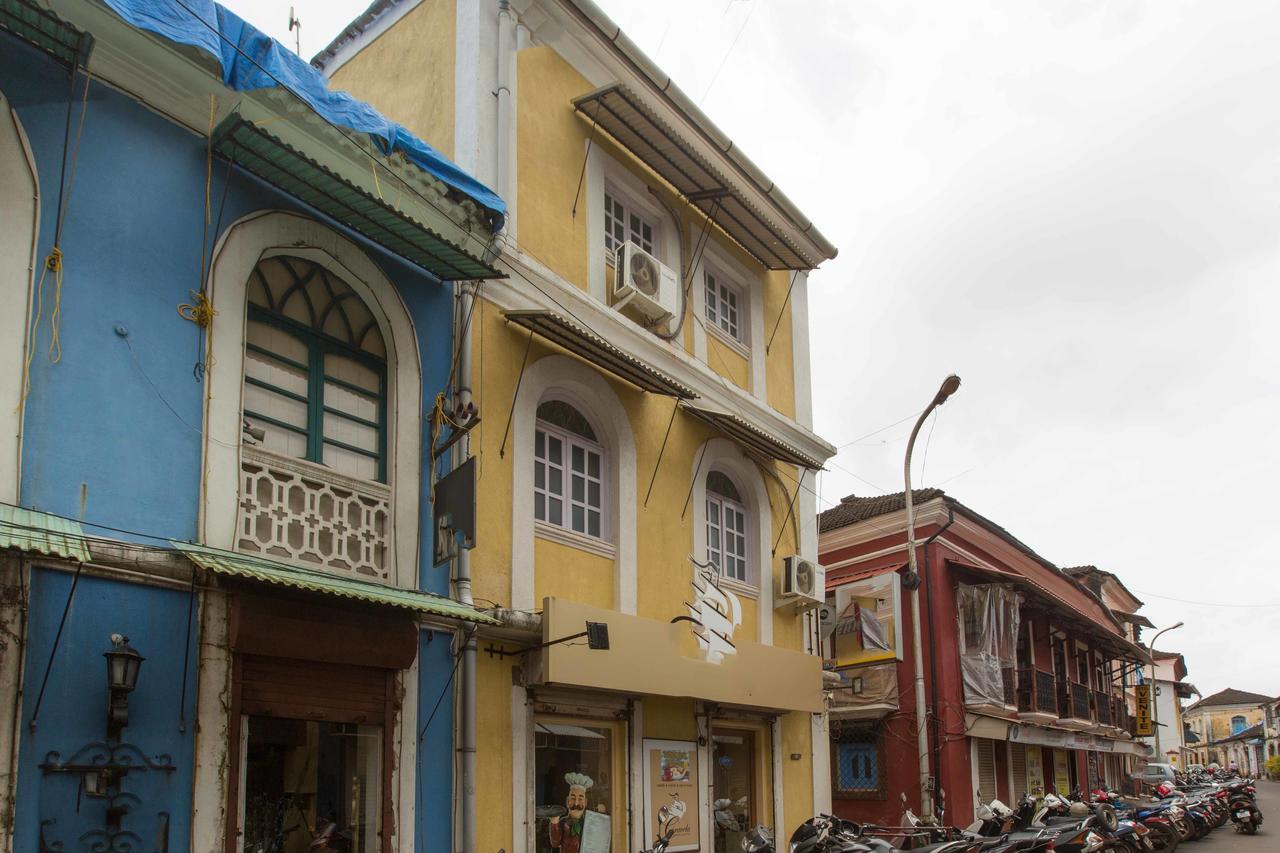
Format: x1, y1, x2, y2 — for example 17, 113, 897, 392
643, 739, 700, 852
1025, 745, 1045, 795
1052, 749, 1072, 795
1135, 684, 1153, 737
826, 571, 902, 669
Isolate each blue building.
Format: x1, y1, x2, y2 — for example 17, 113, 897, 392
0, 1, 504, 850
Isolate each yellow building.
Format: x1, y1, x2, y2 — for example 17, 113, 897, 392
1183, 688, 1270, 767
316, 2, 839, 852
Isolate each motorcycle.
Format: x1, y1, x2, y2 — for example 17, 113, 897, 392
1227, 782, 1263, 835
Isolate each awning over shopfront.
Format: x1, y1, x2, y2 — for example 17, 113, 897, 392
173, 541, 499, 624
572, 83, 833, 270
542, 597, 823, 713
505, 309, 698, 398
985, 715, 1153, 757
681, 403, 824, 470
0, 503, 92, 563
213, 115, 501, 280
1, 0, 93, 66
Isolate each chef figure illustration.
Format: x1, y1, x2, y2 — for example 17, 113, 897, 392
549, 772, 595, 853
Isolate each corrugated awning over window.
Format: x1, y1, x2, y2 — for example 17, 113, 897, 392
681, 403, 823, 470
573, 83, 825, 271
0, 503, 92, 563
212, 115, 503, 281
505, 309, 698, 398
0, 0, 93, 67
172, 541, 500, 624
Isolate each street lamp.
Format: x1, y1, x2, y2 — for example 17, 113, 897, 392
904, 374, 961, 818
1147, 622, 1183, 762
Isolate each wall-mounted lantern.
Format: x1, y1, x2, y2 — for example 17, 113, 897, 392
103, 634, 144, 739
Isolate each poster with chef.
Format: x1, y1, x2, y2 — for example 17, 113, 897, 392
825, 571, 902, 668
643, 740, 700, 852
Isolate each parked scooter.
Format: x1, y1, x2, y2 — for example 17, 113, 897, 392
1227, 781, 1263, 835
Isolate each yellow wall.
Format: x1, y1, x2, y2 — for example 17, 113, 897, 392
1186, 706, 1265, 744
477, 654, 516, 853
328, 0, 456, 158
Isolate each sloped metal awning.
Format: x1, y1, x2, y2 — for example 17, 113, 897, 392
212, 115, 503, 281
681, 403, 823, 470
0, 0, 93, 67
505, 309, 698, 398
573, 83, 821, 270
0, 503, 91, 563
172, 541, 499, 624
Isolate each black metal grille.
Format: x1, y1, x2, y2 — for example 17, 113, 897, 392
1071, 682, 1092, 721
1035, 670, 1058, 714
831, 723, 883, 800
1094, 691, 1113, 726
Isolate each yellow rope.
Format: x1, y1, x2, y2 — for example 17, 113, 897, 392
177, 289, 217, 328
45, 249, 64, 363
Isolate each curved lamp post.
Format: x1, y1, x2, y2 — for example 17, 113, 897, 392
904, 374, 961, 818
1147, 621, 1183, 762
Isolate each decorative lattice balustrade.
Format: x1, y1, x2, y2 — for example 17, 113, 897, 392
237, 446, 391, 580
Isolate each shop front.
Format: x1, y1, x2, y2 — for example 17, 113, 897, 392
515, 597, 823, 853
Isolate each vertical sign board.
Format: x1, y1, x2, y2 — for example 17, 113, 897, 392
1025, 746, 1045, 795
643, 739, 700, 852
1134, 684, 1153, 737
1052, 750, 1072, 796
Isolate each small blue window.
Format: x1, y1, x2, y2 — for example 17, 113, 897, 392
836, 741, 879, 794
1231, 715, 1246, 735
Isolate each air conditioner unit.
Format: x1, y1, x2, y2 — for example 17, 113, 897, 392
777, 555, 824, 610
613, 241, 678, 324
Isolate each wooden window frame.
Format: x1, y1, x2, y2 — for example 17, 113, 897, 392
534, 415, 608, 542
603, 187, 657, 262
244, 304, 389, 483
703, 269, 745, 345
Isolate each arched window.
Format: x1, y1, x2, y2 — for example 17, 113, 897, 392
243, 255, 387, 482
534, 398, 605, 539
1231, 715, 1247, 735
706, 469, 749, 582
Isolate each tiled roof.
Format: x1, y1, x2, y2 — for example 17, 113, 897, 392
817, 489, 944, 533
1218, 721, 1264, 743
1185, 687, 1273, 711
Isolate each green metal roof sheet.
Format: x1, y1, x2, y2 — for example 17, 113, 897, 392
171, 541, 499, 624
211, 116, 503, 281
0, 503, 92, 563
0, 0, 93, 67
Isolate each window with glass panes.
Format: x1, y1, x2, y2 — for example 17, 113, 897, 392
706, 470, 748, 582
242, 255, 387, 482
831, 723, 883, 799
534, 400, 605, 539
704, 270, 743, 342
603, 190, 655, 259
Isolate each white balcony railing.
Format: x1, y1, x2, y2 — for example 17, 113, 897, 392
237, 446, 391, 580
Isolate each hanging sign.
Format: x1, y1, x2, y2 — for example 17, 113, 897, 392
643, 739, 700, 852
1134, 684, 1153, 737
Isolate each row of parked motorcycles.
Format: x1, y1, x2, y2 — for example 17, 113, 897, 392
646, 775, 1263, 853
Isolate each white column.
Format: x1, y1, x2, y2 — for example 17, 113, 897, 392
771, 718, 785, 833
190, 589, 232, 852
811, 712, 831, 816
512, 684, 529, 853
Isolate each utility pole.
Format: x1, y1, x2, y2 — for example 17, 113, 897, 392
288, 7, 302, 56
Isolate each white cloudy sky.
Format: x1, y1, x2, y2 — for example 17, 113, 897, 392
227, 0, 1280, 698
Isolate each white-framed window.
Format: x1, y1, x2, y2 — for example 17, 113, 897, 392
706, 470, 748, 582
534, 399, 605, 540
704, 269, 744, 342
603, 188, 656, 261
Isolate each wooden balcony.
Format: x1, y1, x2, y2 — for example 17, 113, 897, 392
1056, 681, 1093, 730
1016, 668, 1061, 724
828, 663, 899, 721
1094, 690, 1113, 727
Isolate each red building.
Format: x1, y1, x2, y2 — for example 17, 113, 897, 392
818, 490, 1153, 826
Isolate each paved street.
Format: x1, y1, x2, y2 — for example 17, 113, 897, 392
1200, 780, 1277, 853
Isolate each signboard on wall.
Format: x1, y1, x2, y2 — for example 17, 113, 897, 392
643, 739, 700, 852
1025, 745, 1045, 795
1052, 750, 1071, 795
827, 571, 903, 668
1134, 684, 1153, 736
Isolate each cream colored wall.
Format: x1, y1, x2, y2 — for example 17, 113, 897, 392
327, 0, 456, 158
1186, 706, 1264, 744
513, 45, 800, 418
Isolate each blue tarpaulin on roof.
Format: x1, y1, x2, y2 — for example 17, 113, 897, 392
101, 0, 506, 227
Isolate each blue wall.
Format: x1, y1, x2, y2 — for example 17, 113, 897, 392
16, 569, 199, 851
2, 37, 455, 593
417, 629, 457, 853
3, 30, 463, 852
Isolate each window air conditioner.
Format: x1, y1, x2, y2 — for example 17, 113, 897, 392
777, 555, 825, 610
613, 241, 678, 324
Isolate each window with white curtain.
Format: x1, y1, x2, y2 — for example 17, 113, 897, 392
534, 399, 605, 539
242, 255, 387, 482
706, 470, 748, 582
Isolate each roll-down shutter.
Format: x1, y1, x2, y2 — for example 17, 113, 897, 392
1010, 743, 1027, 800
975, 738, 998, 805
239, 654, 391, 724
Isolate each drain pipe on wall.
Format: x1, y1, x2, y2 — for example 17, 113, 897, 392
455, 278, 479, 853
